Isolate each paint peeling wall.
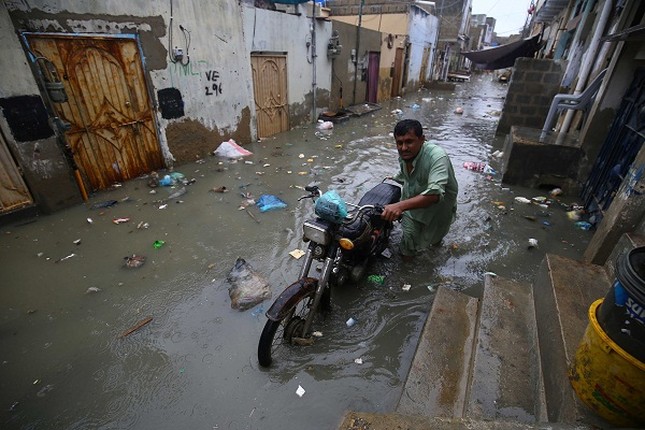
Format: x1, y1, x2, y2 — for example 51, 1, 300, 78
243, 6, 332, 125
407, 7, 439, 90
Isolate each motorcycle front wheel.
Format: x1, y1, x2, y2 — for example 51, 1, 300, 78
258, 291, 316, 367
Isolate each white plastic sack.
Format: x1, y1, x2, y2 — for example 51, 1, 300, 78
213, 139, 253, 159
317, 120, 334, 130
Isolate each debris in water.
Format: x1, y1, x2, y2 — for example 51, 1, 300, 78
227, 258, 272, 311
124, 255, 146, 268
528, 238, 539, 249
354, 358, 364, 365
402, 284, 411, 292
153, 240, 165, 249
346, 317, 357, 327
289, 249, 306, 259
112, 217, 130, 225
120, 316, 153, 338
90, 200, 118, 210
86, 287, 101, 294
73, 239, 81, 245
55, 253, 76, 263
86, 218, 93, 224
296, 385, 306, 397
211, 186, 228, 193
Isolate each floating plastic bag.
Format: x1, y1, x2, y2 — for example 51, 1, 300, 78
227, 258, 272, 311
315, 190, 348, 223
213, 139, 253, 159
256, 194, 287, 212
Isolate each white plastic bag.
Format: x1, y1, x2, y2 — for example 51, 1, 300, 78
213, 139, 253, 159
317, 120, 334, 130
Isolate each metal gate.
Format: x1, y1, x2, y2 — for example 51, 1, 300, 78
581, 68, 645, 224
25, 34, 163, 191
0, 131, 33, 213
251, 54, 289, 138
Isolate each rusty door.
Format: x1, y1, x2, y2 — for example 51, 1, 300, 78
391, 48, 404, 97
0, 131, 33, 213
25, 35, 163, 191
251, 54, 289, 138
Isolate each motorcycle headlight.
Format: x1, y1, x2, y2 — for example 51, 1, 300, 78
339, 238, 354, 250
303, 220, 332, 245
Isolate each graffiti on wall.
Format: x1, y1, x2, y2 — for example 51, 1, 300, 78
169, 60, 224, 97
204, 70, 223, 96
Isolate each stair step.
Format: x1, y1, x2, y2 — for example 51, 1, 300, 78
466, 275, 546, 423
338, 411, 596, 429
533, 253, 611, 426
396, 286, 478, 418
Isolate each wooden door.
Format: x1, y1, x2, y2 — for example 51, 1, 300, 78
391, 48, 404, 97
0, 131, 33, 213
26, 35, 163, 191
367, 52, 380, 103
251, 54, 289, 138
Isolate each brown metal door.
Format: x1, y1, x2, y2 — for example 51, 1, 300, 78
0, 131, 33, 213
26, 35, 163, 191
251, 54, 289, 138
391, 48, 404, 97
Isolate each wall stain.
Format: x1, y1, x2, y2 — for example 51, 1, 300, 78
165, 107, 251, 164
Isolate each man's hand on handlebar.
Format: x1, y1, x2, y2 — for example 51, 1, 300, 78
381, 203, 403, 222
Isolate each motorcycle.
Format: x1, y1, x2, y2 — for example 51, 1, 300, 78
257, 180, 401, 367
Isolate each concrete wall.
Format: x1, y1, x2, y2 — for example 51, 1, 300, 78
329, 21, 382, 108
242, 6, 332, 124
0, 4, 80, 213
407, 6, 439, 89
495, 58, 567, 136
330, 13, 408, 34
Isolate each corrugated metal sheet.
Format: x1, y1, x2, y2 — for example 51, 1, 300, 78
26, 35, 163, 191
0, 131, 33, 213
251, 55, 289, 138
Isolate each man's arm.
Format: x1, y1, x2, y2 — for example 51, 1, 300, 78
381, 194, 438, 222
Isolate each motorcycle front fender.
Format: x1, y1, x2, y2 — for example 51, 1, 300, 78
265, 277, 319, 321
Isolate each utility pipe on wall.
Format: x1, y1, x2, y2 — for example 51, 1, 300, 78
558, 0, 613, 137
312, 7, 317, 124
352, 0, 364, 105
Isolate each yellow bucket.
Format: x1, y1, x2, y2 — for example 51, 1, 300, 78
569, 299, 645, 428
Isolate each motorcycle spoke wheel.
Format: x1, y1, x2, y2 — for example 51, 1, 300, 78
257, 294, 314, 367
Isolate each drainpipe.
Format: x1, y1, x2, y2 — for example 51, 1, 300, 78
312, 6, 317, 123
352, 0, 364, 105
557, 0, 612, 139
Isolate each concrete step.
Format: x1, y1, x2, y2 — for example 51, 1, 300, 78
533, 253, 612, 427
338, 411, 596, 429
604, 232, 645, 282
466, 275, 547, 423
396, 286, 479, 418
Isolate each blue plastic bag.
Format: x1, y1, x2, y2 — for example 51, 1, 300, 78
256, 194, 288, 212
315, 190, 348, 223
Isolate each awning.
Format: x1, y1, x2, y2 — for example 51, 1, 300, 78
461, 35, 541, 70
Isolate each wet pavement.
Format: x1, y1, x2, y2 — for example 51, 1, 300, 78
0, 75, 593, 429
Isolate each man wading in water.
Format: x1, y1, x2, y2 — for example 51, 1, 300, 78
381, 119, 458, 261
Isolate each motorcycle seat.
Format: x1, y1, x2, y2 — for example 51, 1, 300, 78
358, 183, 401, 207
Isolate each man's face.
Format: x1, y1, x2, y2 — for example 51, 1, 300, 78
395, 130, 424, 162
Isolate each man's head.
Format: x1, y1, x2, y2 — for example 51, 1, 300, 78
393, 119, 425, 162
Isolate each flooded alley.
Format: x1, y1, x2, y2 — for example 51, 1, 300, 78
1, 77, 594, 429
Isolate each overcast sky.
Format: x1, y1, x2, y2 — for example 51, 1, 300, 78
471, 0, 532, 36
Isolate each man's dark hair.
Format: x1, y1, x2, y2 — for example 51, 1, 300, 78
394, 119, 423, 137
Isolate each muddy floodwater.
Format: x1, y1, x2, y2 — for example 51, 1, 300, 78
1, 76, 593, 429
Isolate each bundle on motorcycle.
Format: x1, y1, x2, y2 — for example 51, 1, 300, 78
258, 181, 401, 367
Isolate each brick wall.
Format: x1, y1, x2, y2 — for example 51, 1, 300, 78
496, 58, 567, 136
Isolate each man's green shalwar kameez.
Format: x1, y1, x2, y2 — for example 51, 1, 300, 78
394, 141, 458, 256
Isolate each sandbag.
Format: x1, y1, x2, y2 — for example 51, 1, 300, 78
227, 258, 271, 311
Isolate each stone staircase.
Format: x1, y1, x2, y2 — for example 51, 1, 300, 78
337, 234, 644, 430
